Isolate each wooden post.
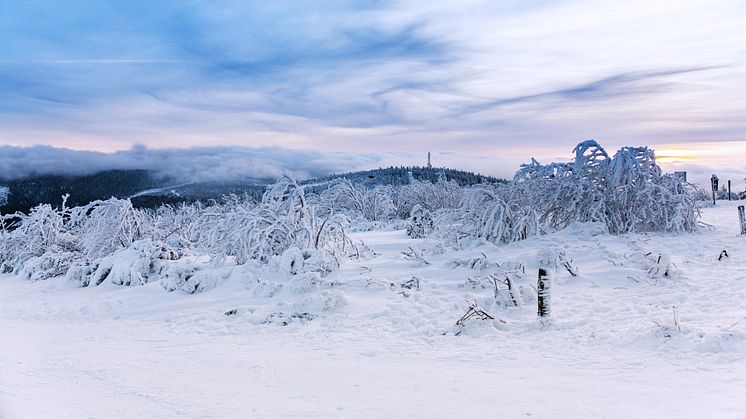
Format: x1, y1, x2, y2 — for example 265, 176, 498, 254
538, 268, 551, 318
739, 206, 746, 235
728, 180, 732, 201
711, 175, 719, 205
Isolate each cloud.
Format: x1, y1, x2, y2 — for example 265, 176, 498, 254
0, 0, 744, 166
0, 145, 386, 182
455, 67, 722, 116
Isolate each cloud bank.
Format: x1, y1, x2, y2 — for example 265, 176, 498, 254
0, 145, 387, 182
0, 142, 739, 191
0, 143, 537, 183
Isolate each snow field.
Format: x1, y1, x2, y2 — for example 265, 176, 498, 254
1, 202, 746, 418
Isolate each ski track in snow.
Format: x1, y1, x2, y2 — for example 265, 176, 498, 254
2, 202, 746, 418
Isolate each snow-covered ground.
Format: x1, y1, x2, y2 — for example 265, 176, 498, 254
2, 202, 746, 418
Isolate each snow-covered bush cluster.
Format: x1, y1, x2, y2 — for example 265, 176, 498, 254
315, 173, 462, 227
0, 176, 356, 288
0, 140, 699, 289
194, 175, 352, 269
434, 140, 699, 245
512, 140, 698, 234
0, 195, 171, 285
317, 178, 396, 222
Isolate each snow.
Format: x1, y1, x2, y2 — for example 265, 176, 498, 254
2, 202, 746, 418
128, 182, 193, 198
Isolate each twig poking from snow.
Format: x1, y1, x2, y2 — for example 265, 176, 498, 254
400, 276, 420, 290
456, 302, 495, 326
673, 307, 682, 333
401, 246, 430, 265
558, 250, 578, 276
365, 279, 387, 289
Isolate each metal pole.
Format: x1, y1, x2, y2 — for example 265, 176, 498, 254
728, 180, 732, 201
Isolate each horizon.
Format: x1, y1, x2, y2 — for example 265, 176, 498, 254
0, 141, 742, 190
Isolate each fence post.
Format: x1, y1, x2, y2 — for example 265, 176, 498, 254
538, 268, 551, 319
739, 206, 746, 235
711, 175, 719, 205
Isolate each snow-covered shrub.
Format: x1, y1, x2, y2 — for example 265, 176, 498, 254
396, 173, 463, 218
160, 263, 234, 294
318, 179, 395, 221
197, 175, 313, 264
266, 245, 345, 280
313, 213, 352, 253
196, 175, 353, 276
0, 175, 358, 290
514, 140, 698, 234
0, 194, 183, 285
16, 248, 77, 281
437, 140, 698, 247
83, 239, 164, 287
435, 185, 539, 245
72, 198, 144, 260
140, 203, 203, 258
604, 146, 698, 233
406, 204, 433, 238
0, 196, 78, 278
511, 141, 610, 230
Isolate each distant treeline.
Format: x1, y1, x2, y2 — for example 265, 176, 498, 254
0, 170, 161, 215
0, 166, 504, 215
303, 166, 505, 192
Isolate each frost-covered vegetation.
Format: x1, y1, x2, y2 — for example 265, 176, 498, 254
5, 142, 746, 419
0, 141, 699, 290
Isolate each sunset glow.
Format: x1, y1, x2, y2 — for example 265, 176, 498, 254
654, 141, 746, 164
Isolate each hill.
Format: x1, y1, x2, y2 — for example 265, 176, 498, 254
0, 166, 505, 214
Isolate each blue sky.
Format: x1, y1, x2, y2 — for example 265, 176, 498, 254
1, 0, 745, 181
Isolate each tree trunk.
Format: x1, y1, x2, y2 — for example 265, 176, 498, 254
739, 205, 746, 235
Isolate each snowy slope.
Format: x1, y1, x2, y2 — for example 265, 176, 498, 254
2, 202, 746, 418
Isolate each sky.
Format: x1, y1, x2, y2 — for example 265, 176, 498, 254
0, 0, 745, 185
